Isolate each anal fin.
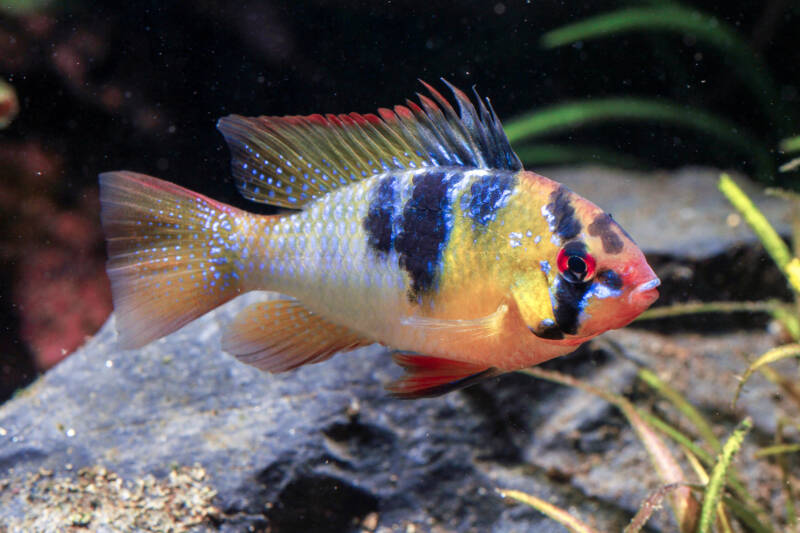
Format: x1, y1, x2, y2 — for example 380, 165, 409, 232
222, 299, 372, 373
386, 353, 500, 399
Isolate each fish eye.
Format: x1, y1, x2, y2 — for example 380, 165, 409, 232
557, 244, 596, 283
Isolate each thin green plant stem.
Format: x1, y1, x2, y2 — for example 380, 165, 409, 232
638, 368, 721, 453
732, 343, 800, 408
639, 410, 766, 522
497, 489, 600, 533
774, 420, 797, 526
697, 418, 752, 533
541, 6, 789, 134
719, 175, 796, 284
754, 443, 800, 458
722, 495, 775, 533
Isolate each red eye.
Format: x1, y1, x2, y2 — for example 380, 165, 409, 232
557, 246, 596, 283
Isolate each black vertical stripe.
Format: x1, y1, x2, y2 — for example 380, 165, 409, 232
364, 175, 397, 255
546, 186, 581, 240
395, 170, 458, 300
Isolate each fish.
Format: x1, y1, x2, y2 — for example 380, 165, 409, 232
98, 80, 660, 398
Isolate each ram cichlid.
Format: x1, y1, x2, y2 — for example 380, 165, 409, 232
99, 81, 659, 398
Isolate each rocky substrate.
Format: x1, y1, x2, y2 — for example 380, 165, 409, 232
0, 168, 793, 532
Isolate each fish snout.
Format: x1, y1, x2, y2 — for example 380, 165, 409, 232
629, 277, 661, 308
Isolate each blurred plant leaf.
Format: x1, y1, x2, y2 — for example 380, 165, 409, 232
0, 0, 53, 14
638, 368, 721, 453
697, 418, 752, 533
755, 443, 800, 457
719, 174, 799, 292
780, 135, 800, 153
541, 5, 789, 134
514, 143, 643, 169
497, 489, 601, 533
504, 100, 772, 180
732, 344, 800, 408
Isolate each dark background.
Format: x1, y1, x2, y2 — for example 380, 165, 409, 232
1, 0, 798, 401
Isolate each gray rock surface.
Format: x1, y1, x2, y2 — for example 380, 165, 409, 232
547, 166, 792, 260
0, 167, 791, 532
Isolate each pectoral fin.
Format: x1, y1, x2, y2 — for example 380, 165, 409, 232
222, 299, 372, 373
387, 353, 500, 398
511, 270, 564, 340
399, 304, 508, 340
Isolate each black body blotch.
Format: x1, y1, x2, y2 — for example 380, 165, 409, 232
364, 175, 397, 255
466, 173, 517, 227
588, 214, 624, 254
530, 322, 565, 340
546, 187, 581, 240
395, 171, 458, 300
553, 280, 591, 335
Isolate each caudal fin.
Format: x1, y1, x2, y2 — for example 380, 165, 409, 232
99, 171, 253, 349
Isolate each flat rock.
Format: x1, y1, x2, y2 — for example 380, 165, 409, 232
0, 168, 791, 532
547, 166, 793, 260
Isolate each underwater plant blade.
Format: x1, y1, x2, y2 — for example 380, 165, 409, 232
780, 135, 800, 153
732, 343, 800, 408
697, 418, 752, 533
638, 368, 721, 453
541, 6, 789, 134
514, 143, 643, 169
718, 174, 794, 273
504, 100, 771, 181
497, 489, 601, 533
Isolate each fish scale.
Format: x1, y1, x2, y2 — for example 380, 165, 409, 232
99, 81, 660, 398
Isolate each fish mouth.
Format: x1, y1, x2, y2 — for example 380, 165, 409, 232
629, 277, 661, 306
635, 278, 661, 292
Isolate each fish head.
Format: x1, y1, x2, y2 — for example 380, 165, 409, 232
514, 172, 660, 342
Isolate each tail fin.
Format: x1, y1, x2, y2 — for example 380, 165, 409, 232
99, 171, 254, 349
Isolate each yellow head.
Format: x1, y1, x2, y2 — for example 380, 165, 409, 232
508, 171, 659, 342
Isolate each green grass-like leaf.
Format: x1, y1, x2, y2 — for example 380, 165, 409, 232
514, 143, 643, 169
541, 5, 789, 134
780, 135, 800, 153
732, 344, 800, 408
497, 489, 600, 533
754, 443, 800, 458
719, 174, 798, 291
504, 99, 772, 180
697, 418, 752, 533
638, 368, 721, 453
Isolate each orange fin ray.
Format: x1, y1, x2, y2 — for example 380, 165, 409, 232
222, 299, 373, 373
386, 353, 500, 399
99, 171, 255, 349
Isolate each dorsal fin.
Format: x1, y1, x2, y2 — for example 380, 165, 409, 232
217, 80, 522, 208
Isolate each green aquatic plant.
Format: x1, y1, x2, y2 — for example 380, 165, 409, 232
502, 366, 772, 531
507, 2, 797, 184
